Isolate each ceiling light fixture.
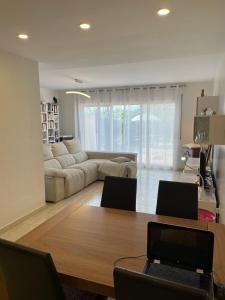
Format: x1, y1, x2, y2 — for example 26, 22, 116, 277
65, 91, 91, 98
74, 78, 83, 84
17, 33, 29, 40
157, 8, 170, 16
79, 23, 91, 30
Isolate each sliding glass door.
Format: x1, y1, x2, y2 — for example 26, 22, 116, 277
78, 86, 181, 169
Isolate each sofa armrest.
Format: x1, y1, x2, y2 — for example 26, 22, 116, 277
45, 176, 65, 203
86, 151, 137, 162
44, 168, 65, 202
45, 168, 68, 178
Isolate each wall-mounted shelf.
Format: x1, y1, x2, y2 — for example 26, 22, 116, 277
40, 102, 60, 143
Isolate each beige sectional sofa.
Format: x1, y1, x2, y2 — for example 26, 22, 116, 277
43, 139, 137, 202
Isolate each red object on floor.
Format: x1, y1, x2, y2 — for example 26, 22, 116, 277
198, 208, 216, 222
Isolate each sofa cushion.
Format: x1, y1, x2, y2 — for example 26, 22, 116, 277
63, 139, 82, 153
69, 161, 98, 186
43, 144, 53, 161
52, 142, 69, 157
98, 161, 128, 180
56, 154, 76, 168
72, 151, 88, 163
44, 159, 62, 169
87, 159, 110, 167
110, 156, 131, 163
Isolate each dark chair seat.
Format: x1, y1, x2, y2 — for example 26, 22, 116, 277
101, 175, 137, 211
63, 285, 105, 300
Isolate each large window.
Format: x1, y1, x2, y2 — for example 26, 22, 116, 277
78, 87, 181, 169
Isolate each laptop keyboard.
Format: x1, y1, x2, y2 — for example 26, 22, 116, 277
146, 263, 208, 289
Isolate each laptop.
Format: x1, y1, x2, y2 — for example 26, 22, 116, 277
143, 222, 214, 297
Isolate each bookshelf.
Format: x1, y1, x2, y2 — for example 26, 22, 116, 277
41, 102, 60, 143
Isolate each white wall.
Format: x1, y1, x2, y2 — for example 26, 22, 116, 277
213, 54, 225, 224
0, 49, 45, 229
40, 87, 59, 103
58, 91, 76, 137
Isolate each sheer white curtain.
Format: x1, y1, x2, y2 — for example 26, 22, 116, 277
77, 86, 182, 170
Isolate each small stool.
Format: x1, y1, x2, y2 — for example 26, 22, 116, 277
198, 208, 216, 222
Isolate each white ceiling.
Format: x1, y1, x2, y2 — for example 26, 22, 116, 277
0, 0, 225, 89
39, 54, 223, 89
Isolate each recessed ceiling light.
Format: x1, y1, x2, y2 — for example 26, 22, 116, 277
17, 33, 29, 40
157, 8, 170, 16
65, 91, 91, 98
79, 23, 91, 30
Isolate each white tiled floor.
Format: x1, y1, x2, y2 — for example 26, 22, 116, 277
0, 168, 196, 242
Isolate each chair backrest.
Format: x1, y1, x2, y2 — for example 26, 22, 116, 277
101, 176, 137, 211
0, 238, 65, 300
113, 267, 208, 300
156, 180, 198, 220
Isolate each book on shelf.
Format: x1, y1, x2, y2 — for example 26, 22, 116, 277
48, 112, 54, 120
41, 114, 47, 122
48, 120, 55, 129
42, 123, 47, 131
41, 103, 47, 112
53, 105, 58, 113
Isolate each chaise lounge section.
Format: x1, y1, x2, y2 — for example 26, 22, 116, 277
43, 139, 137, 203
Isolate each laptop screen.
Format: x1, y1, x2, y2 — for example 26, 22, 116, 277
147, 222, 214, 272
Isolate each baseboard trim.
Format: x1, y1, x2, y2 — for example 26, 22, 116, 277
0, 203, 46, 235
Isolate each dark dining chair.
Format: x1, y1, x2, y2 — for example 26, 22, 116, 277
114, 267, 208, 300
101, 176, 137, 211
0, 238, 105, 300
156, 180, 198, 220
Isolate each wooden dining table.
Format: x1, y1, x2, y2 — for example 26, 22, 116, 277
16, 204, 223, 297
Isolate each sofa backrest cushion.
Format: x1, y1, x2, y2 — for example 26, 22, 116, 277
44, 159, 62, 169
43, 144, 53, 161
56, 154, 76, 168
63, 139, 82, 154
51, 142, 69, 157
63, 139, 88, 163
110, 156, 131, 163
72, 151, 88, 163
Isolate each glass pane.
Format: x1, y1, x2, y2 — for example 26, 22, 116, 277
98, 106, 111, 151
148, 103, 175, 168
81, 101, 176, 169
83, 106, 97, 150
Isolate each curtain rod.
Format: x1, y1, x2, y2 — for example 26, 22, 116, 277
78, 83, 186, 93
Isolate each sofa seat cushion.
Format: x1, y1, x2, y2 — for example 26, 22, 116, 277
63, 169, 85, 197
87, 159, 110, 167
69, 162, 98, 186
56, 154, 76, 168
44, 159, 62, 169
52, 142, 69, 157
98, 161, 128, 180
72, 151, 88, 163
